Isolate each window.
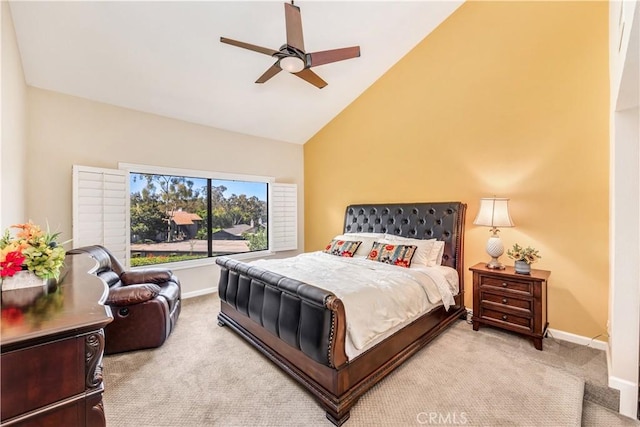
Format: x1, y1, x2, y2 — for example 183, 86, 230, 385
73, 164, 296, 269
130, 172, 269, 267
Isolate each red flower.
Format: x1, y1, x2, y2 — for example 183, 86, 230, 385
337, 241, 345, 245
0, 251, 25, 278
325, 244, 332, 250
342, 251, 354, 257
1, 307, 24, 325
385, 244, 395, 251
368, 250, 378, 259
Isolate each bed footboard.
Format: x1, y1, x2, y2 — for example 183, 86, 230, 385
216, 257, 348, 369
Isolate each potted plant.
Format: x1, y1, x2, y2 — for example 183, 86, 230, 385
506, 243, 541, 275
0, 222, 67, 290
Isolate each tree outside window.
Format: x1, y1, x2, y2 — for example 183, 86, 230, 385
130, 173, 268, 266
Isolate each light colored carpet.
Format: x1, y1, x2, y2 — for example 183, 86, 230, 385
466, 320, 620, 412
582, 401, 640, 426
103, 294, 585, 426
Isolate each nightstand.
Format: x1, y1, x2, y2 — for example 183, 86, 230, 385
470, 262, 550, 350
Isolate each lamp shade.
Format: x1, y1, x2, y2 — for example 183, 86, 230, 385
473, 198, 514, 228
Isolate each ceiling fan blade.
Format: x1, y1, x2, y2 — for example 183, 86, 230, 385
220, 37, 279, 57
256, 63, 282, 84
308, 46, 361, 67
284, 2, 305, 52
294, 68, 327, 89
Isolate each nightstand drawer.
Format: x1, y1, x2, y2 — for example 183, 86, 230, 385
479, 276, 532, 295
482, 308, 531, 330
481, 292, 532, 312
471, 263, 550, 350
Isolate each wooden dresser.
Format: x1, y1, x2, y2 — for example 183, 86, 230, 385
470, 262, 550, 350
1, 253, 112, 426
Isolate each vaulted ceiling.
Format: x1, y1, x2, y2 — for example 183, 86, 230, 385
9, 1, 463, 144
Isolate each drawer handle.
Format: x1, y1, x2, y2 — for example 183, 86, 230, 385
502, 282, 508, 287
502, 315, 508, 321
502, 298, 508, 304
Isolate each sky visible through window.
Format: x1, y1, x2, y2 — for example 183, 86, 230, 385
129, 175, 267, 201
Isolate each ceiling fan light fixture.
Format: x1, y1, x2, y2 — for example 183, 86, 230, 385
279, 56, 305, 73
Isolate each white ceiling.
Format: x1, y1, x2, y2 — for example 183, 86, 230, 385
10, 1, 463, 144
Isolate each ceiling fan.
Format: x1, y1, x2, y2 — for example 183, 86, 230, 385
220, 1, 361, 89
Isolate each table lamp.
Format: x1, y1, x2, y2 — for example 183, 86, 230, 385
473, 197, 514, 269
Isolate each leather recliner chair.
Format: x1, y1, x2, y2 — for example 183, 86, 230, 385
69, 245, 181, 354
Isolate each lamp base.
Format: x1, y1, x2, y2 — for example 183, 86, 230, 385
486, 258, 505, 270
485, 235, 505, 270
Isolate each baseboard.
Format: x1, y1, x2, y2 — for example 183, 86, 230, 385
608, 375, 639, 419
464, 307, 473, 322
183, 287, 217, 299
545, 328, 608, 351
464, 307, 609, 351
606, 341, 613, 380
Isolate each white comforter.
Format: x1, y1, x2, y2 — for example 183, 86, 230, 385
250, 252, 457, 359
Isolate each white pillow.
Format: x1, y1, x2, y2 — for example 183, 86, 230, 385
333, 233, 384, 258
344, 232, 385, 239
380, 235, 436, 267
431, 241, 445, 266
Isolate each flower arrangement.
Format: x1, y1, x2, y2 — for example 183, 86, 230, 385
507, 243, 541, 265
0, 222, 67, 280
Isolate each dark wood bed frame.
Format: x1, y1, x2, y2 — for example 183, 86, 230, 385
216, 202, 466, 425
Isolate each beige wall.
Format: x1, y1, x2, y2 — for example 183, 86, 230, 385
1, 1, 28, 229
26, 88, 304, 295
304, 1, 609, 337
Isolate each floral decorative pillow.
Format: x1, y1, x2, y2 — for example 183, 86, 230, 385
331, 233, 382, 257
366, 242, 417, 268
323, 239, 362, 258
382, 235, 436, 266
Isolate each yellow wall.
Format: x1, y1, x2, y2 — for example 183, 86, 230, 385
304, 1, 609, 337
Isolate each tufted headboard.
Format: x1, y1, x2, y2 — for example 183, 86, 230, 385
343, 202, 467, 283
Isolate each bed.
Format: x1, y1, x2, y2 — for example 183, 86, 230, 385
216, 202, 466, 425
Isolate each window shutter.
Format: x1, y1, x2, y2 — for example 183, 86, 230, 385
271, 183, 297, 251
72, 165, 130, 266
